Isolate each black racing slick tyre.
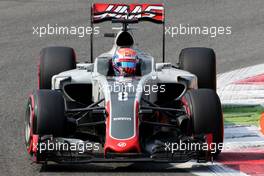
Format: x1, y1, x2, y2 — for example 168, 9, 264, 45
25, 90, 66, 143
182, 89, 223, 156
38, 46, 76, 89
179, 47, 216, 90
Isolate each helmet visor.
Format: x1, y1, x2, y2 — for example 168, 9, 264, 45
116, 61, 136, 68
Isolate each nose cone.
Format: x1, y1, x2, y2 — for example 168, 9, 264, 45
104, 99, 141, 154
104, 137, 141, 153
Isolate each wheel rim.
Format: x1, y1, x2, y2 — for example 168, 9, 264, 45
25, 105, 32, 144
25, 97, 34, 154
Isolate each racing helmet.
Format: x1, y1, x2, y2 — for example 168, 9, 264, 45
112, 48, 138, 76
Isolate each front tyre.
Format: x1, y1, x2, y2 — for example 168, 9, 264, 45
24, 90, 66, 157
182, 89, 223, 156
25, 94, 36, 155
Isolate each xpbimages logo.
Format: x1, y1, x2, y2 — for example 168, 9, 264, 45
32, 141, 100, 154
100, 82, 166, 96
165, 24, 232, 38
32, 24, 100, 38
164, 141, 224, 154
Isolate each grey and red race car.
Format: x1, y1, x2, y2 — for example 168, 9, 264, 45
25, 3, 223, 165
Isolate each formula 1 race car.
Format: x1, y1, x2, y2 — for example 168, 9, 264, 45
25, 3, 223, 165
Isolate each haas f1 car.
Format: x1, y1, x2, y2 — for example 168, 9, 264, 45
25, 4, 223, 164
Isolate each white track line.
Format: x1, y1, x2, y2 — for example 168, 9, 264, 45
217, 64, 264, 106
172, 161, 248, 176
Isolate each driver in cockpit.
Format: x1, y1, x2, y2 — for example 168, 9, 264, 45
110, 48, 141, 77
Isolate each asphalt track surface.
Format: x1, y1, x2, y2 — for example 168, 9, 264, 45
0, 0, 264, 175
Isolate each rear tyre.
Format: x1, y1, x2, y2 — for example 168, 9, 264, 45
39, 46, 76, 89
179, 47, 216, 90
183, 89, 223, 156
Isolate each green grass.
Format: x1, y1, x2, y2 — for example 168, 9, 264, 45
223, 105, 263, 126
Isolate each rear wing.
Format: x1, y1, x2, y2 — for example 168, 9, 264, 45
90, 4, 166, 63
92, 4, 164, 24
